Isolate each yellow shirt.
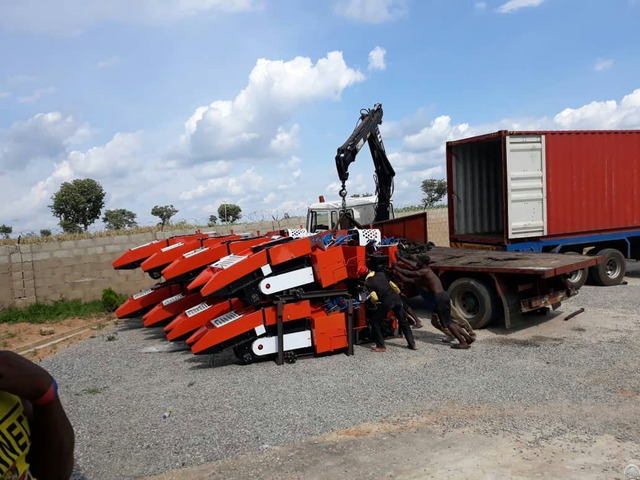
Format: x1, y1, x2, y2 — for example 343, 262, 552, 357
0, 392, 33, 480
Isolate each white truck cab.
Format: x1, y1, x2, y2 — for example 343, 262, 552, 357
306, 197, 394, 232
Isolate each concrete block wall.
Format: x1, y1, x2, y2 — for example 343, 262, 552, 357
0, 213, 450, 309
0, 217, 306, 309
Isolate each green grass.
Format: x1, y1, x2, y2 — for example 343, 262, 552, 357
0, 299, 108, 325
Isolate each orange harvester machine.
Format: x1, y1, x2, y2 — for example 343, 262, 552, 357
112, 228, 397, 364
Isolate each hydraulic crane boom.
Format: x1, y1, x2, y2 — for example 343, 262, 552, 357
334, 103, 395, 223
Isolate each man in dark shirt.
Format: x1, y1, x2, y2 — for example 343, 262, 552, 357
359, 266, 417, 352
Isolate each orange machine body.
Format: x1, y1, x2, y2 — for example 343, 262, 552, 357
142, 291, 202, 327
311, 247, 348, 288
115, 283, 183, 318
167, 298, 243, 341
310, 308, 348, 354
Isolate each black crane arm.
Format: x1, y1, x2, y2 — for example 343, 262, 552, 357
334, 103, 395, 223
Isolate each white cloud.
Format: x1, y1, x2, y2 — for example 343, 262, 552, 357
64, 132, 144, 178
181, 51, 365, 162
199, 160, 233, 178
179, 167, 264, 200
497, 0, 544, 14
7, 74, 37, 85
554, 89, 640, 129
0, 91, 10, 99
269, 124, 300, 155
285, 156, 302, 168
97, 56, 120, 69
17, 86, 55, 104
0, 0, 261, 34
594, 58, 614, 71
475, 2, 487, 10
389, 88, 640, 181
0, 112, 90, 170
263, 192, 277, 204
404, 116, 470, 152
335, 0, 407, 23
368, 46, 386, 71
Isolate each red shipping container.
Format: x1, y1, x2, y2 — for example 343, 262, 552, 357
446, 130, 640, 246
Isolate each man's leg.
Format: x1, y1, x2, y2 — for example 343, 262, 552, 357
369, 308, 386, 352
450, 303, 476, 339
404, 301, 423, 328
431, 313, 455, 343
393, 303, 417, 350
435, 292, 473, 349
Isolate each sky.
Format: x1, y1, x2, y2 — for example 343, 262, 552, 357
1, 0, 639, 234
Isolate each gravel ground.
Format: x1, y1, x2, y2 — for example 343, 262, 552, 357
42, 268, 640, 480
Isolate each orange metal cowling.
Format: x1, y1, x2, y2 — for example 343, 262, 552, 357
227, 236, 272, 254
342, 246, 366, 279
310, 309, 348, 354
267, 238, 312, 265
263, 301, 311, 326
200, 250, 269, 297
112, 240, 163, 270
162, 244, 228, 281
141, 239, 203, 272
191, 308, 265, 355
166, 298, 242, 341
311, 248, 348, 288
115, 283, 182, 319
142, 291, 202, 327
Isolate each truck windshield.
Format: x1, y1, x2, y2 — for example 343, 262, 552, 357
315, 211, 330, 231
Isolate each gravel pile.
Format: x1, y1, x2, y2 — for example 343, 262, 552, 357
40, 283, 640, 480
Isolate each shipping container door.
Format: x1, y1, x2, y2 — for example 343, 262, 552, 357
506, 135, 547, 239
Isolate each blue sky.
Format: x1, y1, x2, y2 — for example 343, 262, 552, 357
1, 0, 639, 233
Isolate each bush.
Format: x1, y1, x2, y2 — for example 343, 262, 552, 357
101, 288, 126, 312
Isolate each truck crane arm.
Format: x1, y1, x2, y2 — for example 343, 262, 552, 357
334, 103, 395, 223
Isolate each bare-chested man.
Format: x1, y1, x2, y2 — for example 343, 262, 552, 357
393, 255, 475, 349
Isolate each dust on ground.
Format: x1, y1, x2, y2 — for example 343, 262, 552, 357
1, 316, 115, 360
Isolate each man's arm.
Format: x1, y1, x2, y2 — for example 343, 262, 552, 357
394, 265, 423, 280
0, 351, 74, 480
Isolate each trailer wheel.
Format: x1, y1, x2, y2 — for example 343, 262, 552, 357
564, 252, 588, 290
447, 278, 497, 329
588, 248, 626, 286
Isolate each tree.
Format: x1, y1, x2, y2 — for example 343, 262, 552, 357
151, 205, 178, 228
421, 179, 447, 208
40, 229, 52, 237
50, 179, 106, 232
0, 224, 12, 239
218, 203, 242, 223
103, 209, 138, 230
207, 214, 218, 227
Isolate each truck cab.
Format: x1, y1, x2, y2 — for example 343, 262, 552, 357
306, 197, 394, 233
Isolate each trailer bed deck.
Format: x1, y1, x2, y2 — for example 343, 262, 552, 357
426, 246, 601, 277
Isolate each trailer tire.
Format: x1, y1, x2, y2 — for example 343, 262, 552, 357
447, 278, 497, 329
588, 248, 626, 286
563, 252, 588, 290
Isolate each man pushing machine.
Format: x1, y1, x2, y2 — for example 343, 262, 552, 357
393, 254, 476, 349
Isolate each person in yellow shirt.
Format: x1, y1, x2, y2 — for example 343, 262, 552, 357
359, 266, 417, 352
0, 351, 75, 480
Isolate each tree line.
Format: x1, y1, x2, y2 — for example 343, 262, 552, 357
0, 177, 447, 238
0, 178, 243, 237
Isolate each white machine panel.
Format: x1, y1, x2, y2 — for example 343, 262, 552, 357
251, 330, 313, 356
161, 293, 185, 306
259, 267, 315, 295
211, 254, 247, 269
160, 242, 184, 252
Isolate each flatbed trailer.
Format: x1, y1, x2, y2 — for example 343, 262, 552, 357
375, 213, 603, 329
